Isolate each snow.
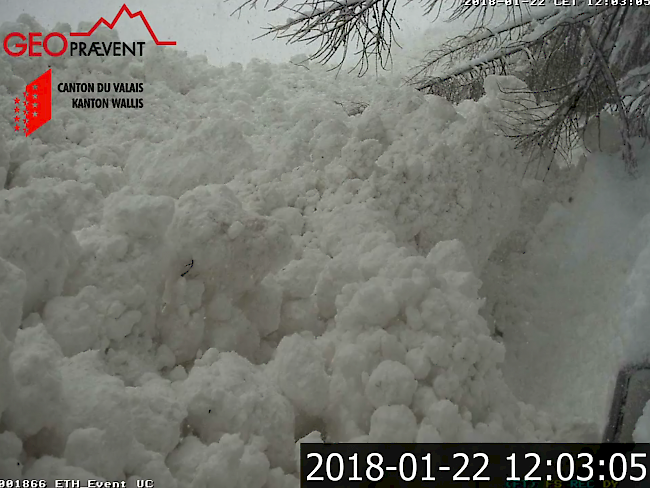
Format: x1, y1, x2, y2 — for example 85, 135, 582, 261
1, 10, 650, 485
482, 144, 650, 436
582, 112, 623, 155
634, 401, 650, 442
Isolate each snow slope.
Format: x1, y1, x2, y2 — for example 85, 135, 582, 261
481, 143, 650, 438
1, 12, 648, 486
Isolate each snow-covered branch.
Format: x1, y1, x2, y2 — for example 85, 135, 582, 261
412, 5, 609, 91
236, 0, 650, 174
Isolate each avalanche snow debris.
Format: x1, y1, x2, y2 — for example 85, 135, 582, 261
0, 12, 595, 484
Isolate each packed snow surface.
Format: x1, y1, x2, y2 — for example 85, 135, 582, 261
1, 13, 650, 487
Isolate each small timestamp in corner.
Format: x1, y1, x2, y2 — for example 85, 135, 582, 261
462, 0, 584, 7
587, 0, 650, 5
505, 482, 623, 487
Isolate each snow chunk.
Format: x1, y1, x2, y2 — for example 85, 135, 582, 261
103, 192, 175, 239
25, 456, 103, 484
427, 239, 474, 274
125, 117, 254, 198
166, 184, 293, 297
279, 297, 323, 336
483, 75, 537, 113
272, 207, 305, 236
0, 181, 83, 314
0, 133, 8, 188
405, 347, 431, 380
4, 324, 64, 438
294, 431, 323, 473
187, 434, 270, 488
64, 428, 124, 480
42, 286, 107, 356
365, 360, 417, 408
166, 436, 206, 485
126, 378, 187, 455
421, 399, 472, 442
368, 405, 418, 442
336, 278, 400, 331
204, 303, 260, 360
228, 221, 245, 240
634, 400, 650, 442
0, 331, 14, 419
238, 277, 283, 338
315, 255, 363, 320
180, 351, 295, 471
56, 351, 135, 476
265, 468, 299, 488
0, 432, 22, 478
275, 250, 329, 299
621, 239, 650, 363
158, 277, 206, 363
168, 365, 187, 382
125, 445, 178, 488
273, 334, 330, 416
0, 257, 26, 341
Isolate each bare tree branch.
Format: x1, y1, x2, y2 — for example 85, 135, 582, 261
234, 0, 650, 175
410, 5, 607, 93
585, 12, 637, 174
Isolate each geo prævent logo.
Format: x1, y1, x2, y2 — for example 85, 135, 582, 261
3, 4, 175, 58
14, 69, 52, 136
7, 5, 177, 135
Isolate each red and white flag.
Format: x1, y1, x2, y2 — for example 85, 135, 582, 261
14, 69, 52, 136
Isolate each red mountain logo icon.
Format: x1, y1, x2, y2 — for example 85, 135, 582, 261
69, 4, 176, 46
3, 4, 175, 57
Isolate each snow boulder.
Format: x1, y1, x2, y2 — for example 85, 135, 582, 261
0, 331, 15, 420
368, 405, 418, 442
180, 351, 295, 472
634, 400, 650, 442
55, 351, 136, 478
63, 428, 124, 481
0, 180, 83, 315
24, 456, 103, 484
483, 75, 538, 114
157, 276, 206, 363
161, 185, 292, 359
621, 238, 650, 363
166, 184, 293, 298
42, 286, 108, 357
126, 377, 187, 456
184, 434, 269, 488
103, 192, 176, 240
125, 444, 179, 488
65, 191, 176, 343
272, 334, 330, 417
0, 133, 9, 188
3, 324, 64, 438
125, 116, 254, 198
0, 432, 22, 478
167, 434, 269, 488
237, 276, 283, 338
0, 257, 27, 341
365, 360, 417, 408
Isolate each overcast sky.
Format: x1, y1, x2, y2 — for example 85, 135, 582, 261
1, 0, 449, 68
